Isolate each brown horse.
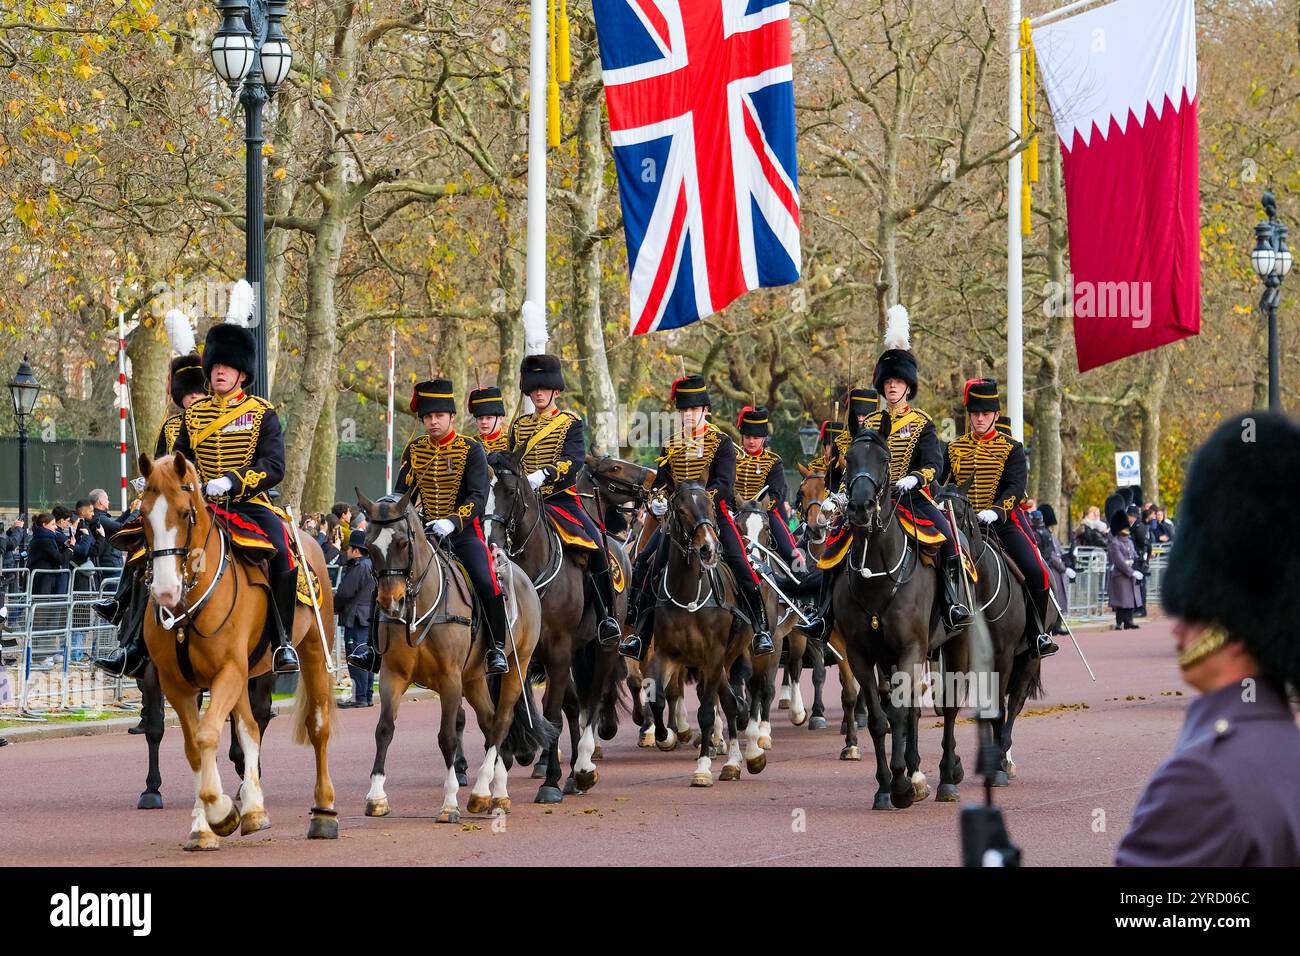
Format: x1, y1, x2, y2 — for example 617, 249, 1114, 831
137, 451, 336, 850
355, 491, 551, 822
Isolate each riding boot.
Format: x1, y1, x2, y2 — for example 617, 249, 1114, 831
619, 603, 654, 662
92, 613, 150, 679
588, 572, 622, 646
740, 580, 774, 656
1027, 588, 1059, 658
941, 554, 972, 631
347, 641, 381, 673
94, 561, 136, 625
482, 594, 510, 675
269, 568, 301, 674
798, 566, 834, 643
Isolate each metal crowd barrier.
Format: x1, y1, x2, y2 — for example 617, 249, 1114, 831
1065, 546, 1110, 621
1144, 545, 1170, 605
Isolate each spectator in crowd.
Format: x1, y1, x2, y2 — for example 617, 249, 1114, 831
1034, 504, 1073, 633
1127, 504, 1149, 618
1107, 510, 1142, 630
88, 488, 124, 569
1074, 505, 1109, 548
331, 502, 352, 543
333, 529, 375, 708
321, 514, 342, 566
27, 513, 76, 595
1151, 507, 1175, 544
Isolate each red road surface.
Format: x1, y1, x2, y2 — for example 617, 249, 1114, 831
5, 617, 1191, 866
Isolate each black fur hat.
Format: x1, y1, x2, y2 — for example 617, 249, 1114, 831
520, 354, 565, 392
202, 279, 257, 382
872, 304, 918, 400
1109, 510, 1130, 536
467, 385, 506, 418
737, 405, 769, 437
1038, 503, 1058, 528
1162, 412, 1300, 687
411, 379, 456, 416
168, 354, 206, 406
671, 374, 711, 409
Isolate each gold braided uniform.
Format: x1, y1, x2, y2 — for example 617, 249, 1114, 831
474, 429, 510, 455
860, 406, 942, 487
942, 430, 1026, 521
175, 389, 282, 506
155, 413, 185, 457
507, 407, 584, 498
396, 432, 484, 530
652, 423, 735, 506
735, 449, 781, 502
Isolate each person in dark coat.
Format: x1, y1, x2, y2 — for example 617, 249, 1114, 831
27, 514, 76, 595
1116, 412, 1300, 867
1106, 510, 1141, 629
1125, 504, 1149, 616
334, 529, 376, 707
1033, 504, 1071, 632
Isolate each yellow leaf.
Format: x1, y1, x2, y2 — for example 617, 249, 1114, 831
64, 149, 77, 165
74, 62, 94, 80
444, 182, 458, 195
272, 167, 286, 180
90, 88, 106, 100
321, 79, 332, 96
261, 143, 274, 156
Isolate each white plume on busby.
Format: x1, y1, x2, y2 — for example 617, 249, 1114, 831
164, 308, 195, 357
226, 278, 255, 327
884, 304, 911, 351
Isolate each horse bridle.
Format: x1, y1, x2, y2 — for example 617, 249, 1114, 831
587, 456, 653, 503
144, 483, 234, 635
488, 467, 563, 593
366, 508, 442, 627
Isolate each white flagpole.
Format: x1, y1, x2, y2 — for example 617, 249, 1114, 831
386, 326, 395, 495
118, 309, 129, 511
1007, 0, 1025, 443
522, 0, 549, 364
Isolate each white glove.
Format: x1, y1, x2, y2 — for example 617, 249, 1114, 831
977, 509, 999, 525
894, 475, 919, 493
526, 469, 548, 490
648, 498, 668, 517
1065, 568, 1077, 581
205, 476, 234, 498
429, 518, 455, 538
1132, 570, 1144, 582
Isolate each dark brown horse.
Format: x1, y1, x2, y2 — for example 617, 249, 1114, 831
137, 451, 336, 849
487, 449, 629, 802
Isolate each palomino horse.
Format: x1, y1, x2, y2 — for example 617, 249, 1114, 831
487, 449, 629, 803
644, 482, 765, 787
794, 465, 868, 743
356, 491, 551, 822
137, 451, 336, 850
931, 483, 1048, 788
834, 425, 950, 810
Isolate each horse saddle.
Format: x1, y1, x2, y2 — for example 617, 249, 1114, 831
544, 500, 600, 552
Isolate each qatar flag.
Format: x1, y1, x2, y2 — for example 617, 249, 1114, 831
1033, 0, 1200, 372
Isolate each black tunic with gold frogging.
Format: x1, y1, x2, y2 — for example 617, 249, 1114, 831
396, 431, 488, 532
650, 424, 736, 508
941, 430, 1028, 521
155, 413, 184, 457
735, 449, 788, 509
859, 406, 942, 487
507, 408, 585, 498
172, 390, 283, 507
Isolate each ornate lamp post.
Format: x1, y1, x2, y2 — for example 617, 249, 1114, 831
8, 356, 41, 520
1251, 191, 1293, 411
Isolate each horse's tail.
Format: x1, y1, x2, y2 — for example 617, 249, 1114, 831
289, 677, 318, 747
728, 650, 754, 692
501, 686, 559, 766
1027, 662, 1046, 701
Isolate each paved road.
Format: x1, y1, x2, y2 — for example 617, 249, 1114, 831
6, 616, 1190, 866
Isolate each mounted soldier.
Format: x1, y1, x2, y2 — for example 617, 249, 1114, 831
942, 377, 1058, 658
508, 354, 621, 644
619, 374, 774, 662
468, 384, 509, 454
96, 286, 301, 676
350, 379, 510, 675
734, 405, 803, 573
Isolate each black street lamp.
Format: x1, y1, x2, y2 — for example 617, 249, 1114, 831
8, 356, 41, 521
797, 422, 821, 458
211, 0, 293, 399
1252, 191, 1293, 411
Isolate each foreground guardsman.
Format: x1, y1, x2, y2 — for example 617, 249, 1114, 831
351, 379, 510, 675
1116, 412, 1300, 866
942, 377, 1056, 658
621, 375, 773, 661
468, 384, 509, 454
735, 405, 802, 570
509, 354, 621, 644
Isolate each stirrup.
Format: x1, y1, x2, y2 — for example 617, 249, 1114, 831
485, 646, 508, 675
597, 615, 622, 646
347, 644, 380, 672
752, 630, 775, 656
618, 633, 646, 662
93, 644, 149, 680
272, 643, 300, 675
945, 602, 971, 629
1031, 633, 1059, 659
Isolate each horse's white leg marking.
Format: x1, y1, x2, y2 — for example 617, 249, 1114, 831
441, 763, 460, 815
234, 715, 264, 814
672, 696, 689, 734
191, 783, 214, 837
574, 722, 597, 774
491, 754, 509, 800
725, 736, 743, 770
472, 745, 497, 800
790, 682, 806, 724
742, 716, 763, 761
367, 772, 387, 803
199, 742, 233, 829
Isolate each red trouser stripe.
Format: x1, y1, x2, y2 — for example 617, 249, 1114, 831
719, 501, 760, 585
473, 517, 501, 595
1009, 509, 1049, 589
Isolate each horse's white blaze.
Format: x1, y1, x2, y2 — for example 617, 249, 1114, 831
742, 719, 763, 760
441, 764, 459, 814
147, 495, 182, 604
366, 772, 387, 802
574, 723, 597, 773
472, 745, 497, 799
491, 755, 509, 799
741, 511, 764, 544
234, 715, 264, 813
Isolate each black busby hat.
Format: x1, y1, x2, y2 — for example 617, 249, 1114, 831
467, 385, 506, 418
1038, 503, 1058, 528
819, 420, 846, 448
872, 304, 918, 400
993, 415, 1013, 438
202, 279, 257, 382
671, 374, 711, 409
410, 379, 456, 416
1108, 510, 1129, 536
1162, 412, 1300, 686
1104, 492, 1128, 527
168, 354, 206, 407
520, 353, 566, 392
964, 378, 1001, 414
348, 529, 367, 551
848, 387, 878, 418
737, 405, 769, 437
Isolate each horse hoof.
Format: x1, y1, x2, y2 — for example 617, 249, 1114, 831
1004, 760, 1017, 780
778, 699, 790, 710
808, 716, 828, 731
840, 745, 860, 761
872, 793, 895, 811
638, 731, 655, 749
790, 710, 808, 727
210, 804, 240, 838
436, 808, 461, 824
534, 786, 564, 805
690, 772, 713, 788
592, 746, 603, 761
456, 772, 470, 788
719, 764, 741, 781
563, 777, 579, 795
137, 791, 163, 811
991, 770, 1010, 788
307, 810, 338, 840
655, 730, 678, 752
365, 798, 390, 817
184, 830, 220, 851
466, 794, 492, 815
676, 728, 694, 745
935, 784, 961, 802
745, 753, 767, 775
490, 797, 512, 813
757, 735, 773, 751
912, 780, 931, 801
575, 769, 598, 791
240, 810, 271, 835
890, 789, 915, 810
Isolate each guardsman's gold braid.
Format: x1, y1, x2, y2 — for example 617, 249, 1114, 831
406, 435, 471, 522
866, 409, 935, 484
945, 434, 1014, 512
184, 396, 268, 484
735, 449, 778, 502
660, 425, 722, 484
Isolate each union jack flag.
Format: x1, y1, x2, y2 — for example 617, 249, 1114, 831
593, 0, 801, 336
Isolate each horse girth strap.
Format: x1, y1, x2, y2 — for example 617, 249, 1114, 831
190, 401, 255, 448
